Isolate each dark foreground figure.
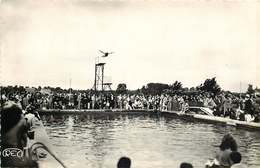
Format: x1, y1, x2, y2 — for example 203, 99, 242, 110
1, 101, 38, 167
206, 134, 247, 168
117, 157, 131, 168
180, 162, 193, 168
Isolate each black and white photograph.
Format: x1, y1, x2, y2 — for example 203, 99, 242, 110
0, 0, 260, 168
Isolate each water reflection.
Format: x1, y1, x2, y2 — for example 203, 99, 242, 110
41, 113, 260, 168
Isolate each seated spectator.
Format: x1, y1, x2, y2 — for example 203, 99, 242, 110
254, 113, 260, 122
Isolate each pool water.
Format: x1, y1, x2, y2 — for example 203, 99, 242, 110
41, 113, 260, 168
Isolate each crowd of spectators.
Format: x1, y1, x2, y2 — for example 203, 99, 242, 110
1, 85, 260, 122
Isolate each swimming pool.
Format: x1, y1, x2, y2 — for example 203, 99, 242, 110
41, 113, 260, 168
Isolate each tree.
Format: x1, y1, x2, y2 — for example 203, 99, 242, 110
198, 77, 221, 95
170, 81, 183, 91
142, 83, 170, 95
247, 84, 255, 94
116, 83, 127, 94
54, 87, 63, 93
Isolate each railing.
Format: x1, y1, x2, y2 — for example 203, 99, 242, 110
29, 142, 68, 168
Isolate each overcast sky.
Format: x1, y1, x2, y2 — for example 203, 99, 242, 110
1, 0, 259, 92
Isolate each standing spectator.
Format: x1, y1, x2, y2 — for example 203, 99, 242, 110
244, 94, 255, 121
22, 93, 29, 110
77, 93, 82, 109
244, 94, 254, 116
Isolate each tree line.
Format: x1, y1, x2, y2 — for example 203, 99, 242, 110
116, 77, 259, 96
1, 77, 259, 96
